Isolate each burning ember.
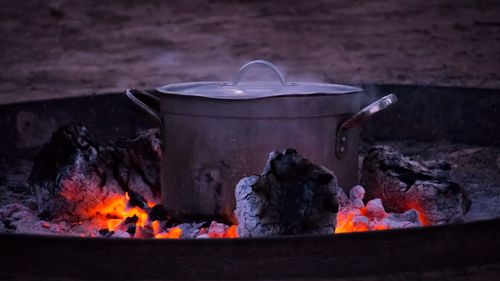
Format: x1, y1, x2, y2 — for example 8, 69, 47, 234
54, 184, 425, 238
76, 187, 424, 238
79, 191, 239, 239
89, 192, 151, 232
335, 186, 424, 234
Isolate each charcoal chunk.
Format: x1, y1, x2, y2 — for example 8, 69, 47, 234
361, 145, 470, 225
28, 123, 161, 220
235, 149, 338, 237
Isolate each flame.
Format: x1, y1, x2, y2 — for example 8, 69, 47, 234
89, 192, 150, 231
335, 211, 363, 234
224, 225, 239, 238
64, 185, 426, 238
155, 227, 182, 239
404, 201, 429, 226
107, 219, 123, 231
72, 190, 240, 239
152, 220, 162, 234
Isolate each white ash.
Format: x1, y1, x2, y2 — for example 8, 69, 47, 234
349, 185, 365, 208
336, 186, 421, 233
207, 221, 228, 238
176, 222, 206, 238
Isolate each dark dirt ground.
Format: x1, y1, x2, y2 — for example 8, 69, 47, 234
1, 0, 500, 104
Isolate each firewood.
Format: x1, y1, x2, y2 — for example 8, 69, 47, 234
361, 145, 470, 225
234, 149, 338, 237
28, 123, 161, 220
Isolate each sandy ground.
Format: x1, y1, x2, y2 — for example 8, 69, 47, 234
1, 0, 499, 104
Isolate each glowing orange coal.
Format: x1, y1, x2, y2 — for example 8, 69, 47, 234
335, 204, 425, 234
224, 225, 239, 238
88, 192, 152, 231
334, 186, 426, 234
335, 210, 370, 234
79, 191, 240, 239
70, 185, 423, 238
155, 227, 183, 239
152, 220, 162, 234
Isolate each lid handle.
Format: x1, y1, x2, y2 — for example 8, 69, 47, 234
232, 60, 286, 86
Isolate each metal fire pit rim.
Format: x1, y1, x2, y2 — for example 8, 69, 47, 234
0, 217, 497, 242
1, 217, 500, 280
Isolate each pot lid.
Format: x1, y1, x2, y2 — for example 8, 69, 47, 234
156, 60, 363, 100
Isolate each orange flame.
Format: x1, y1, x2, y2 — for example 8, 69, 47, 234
224, 225, 239, 238
404, 201, 429, 226
90, 192, 149, 231
82, 191, 159, 236
155, 227, 183, 239
152, 220, 162, 235
335, 211, 364, 234
76, 190, 240, 239
59, 181, 247, 239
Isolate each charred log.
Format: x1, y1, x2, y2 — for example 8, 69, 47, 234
28, 123, 161, 220
361, 145, 470, 225
234, 149, 338, 237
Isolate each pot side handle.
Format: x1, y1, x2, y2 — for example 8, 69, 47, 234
335, 93, 398, 159
125, 89, 162, 124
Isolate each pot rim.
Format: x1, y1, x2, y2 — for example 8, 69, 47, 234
156, 81, 364, 100
156, 60, 363, 100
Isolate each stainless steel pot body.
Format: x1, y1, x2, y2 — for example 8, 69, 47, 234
126, 60, 397, 223
159, 93, 362, 222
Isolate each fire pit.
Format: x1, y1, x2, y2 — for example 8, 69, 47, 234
0, 84, 499, 280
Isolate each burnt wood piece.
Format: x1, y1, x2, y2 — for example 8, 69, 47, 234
361, 145, 470, 225
28, 123, 161, 220
235, 149, 338, 237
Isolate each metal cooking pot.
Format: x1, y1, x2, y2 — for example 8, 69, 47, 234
126, 60, 397, 223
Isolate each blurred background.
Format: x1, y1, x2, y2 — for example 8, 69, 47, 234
0, 0, 499, 104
